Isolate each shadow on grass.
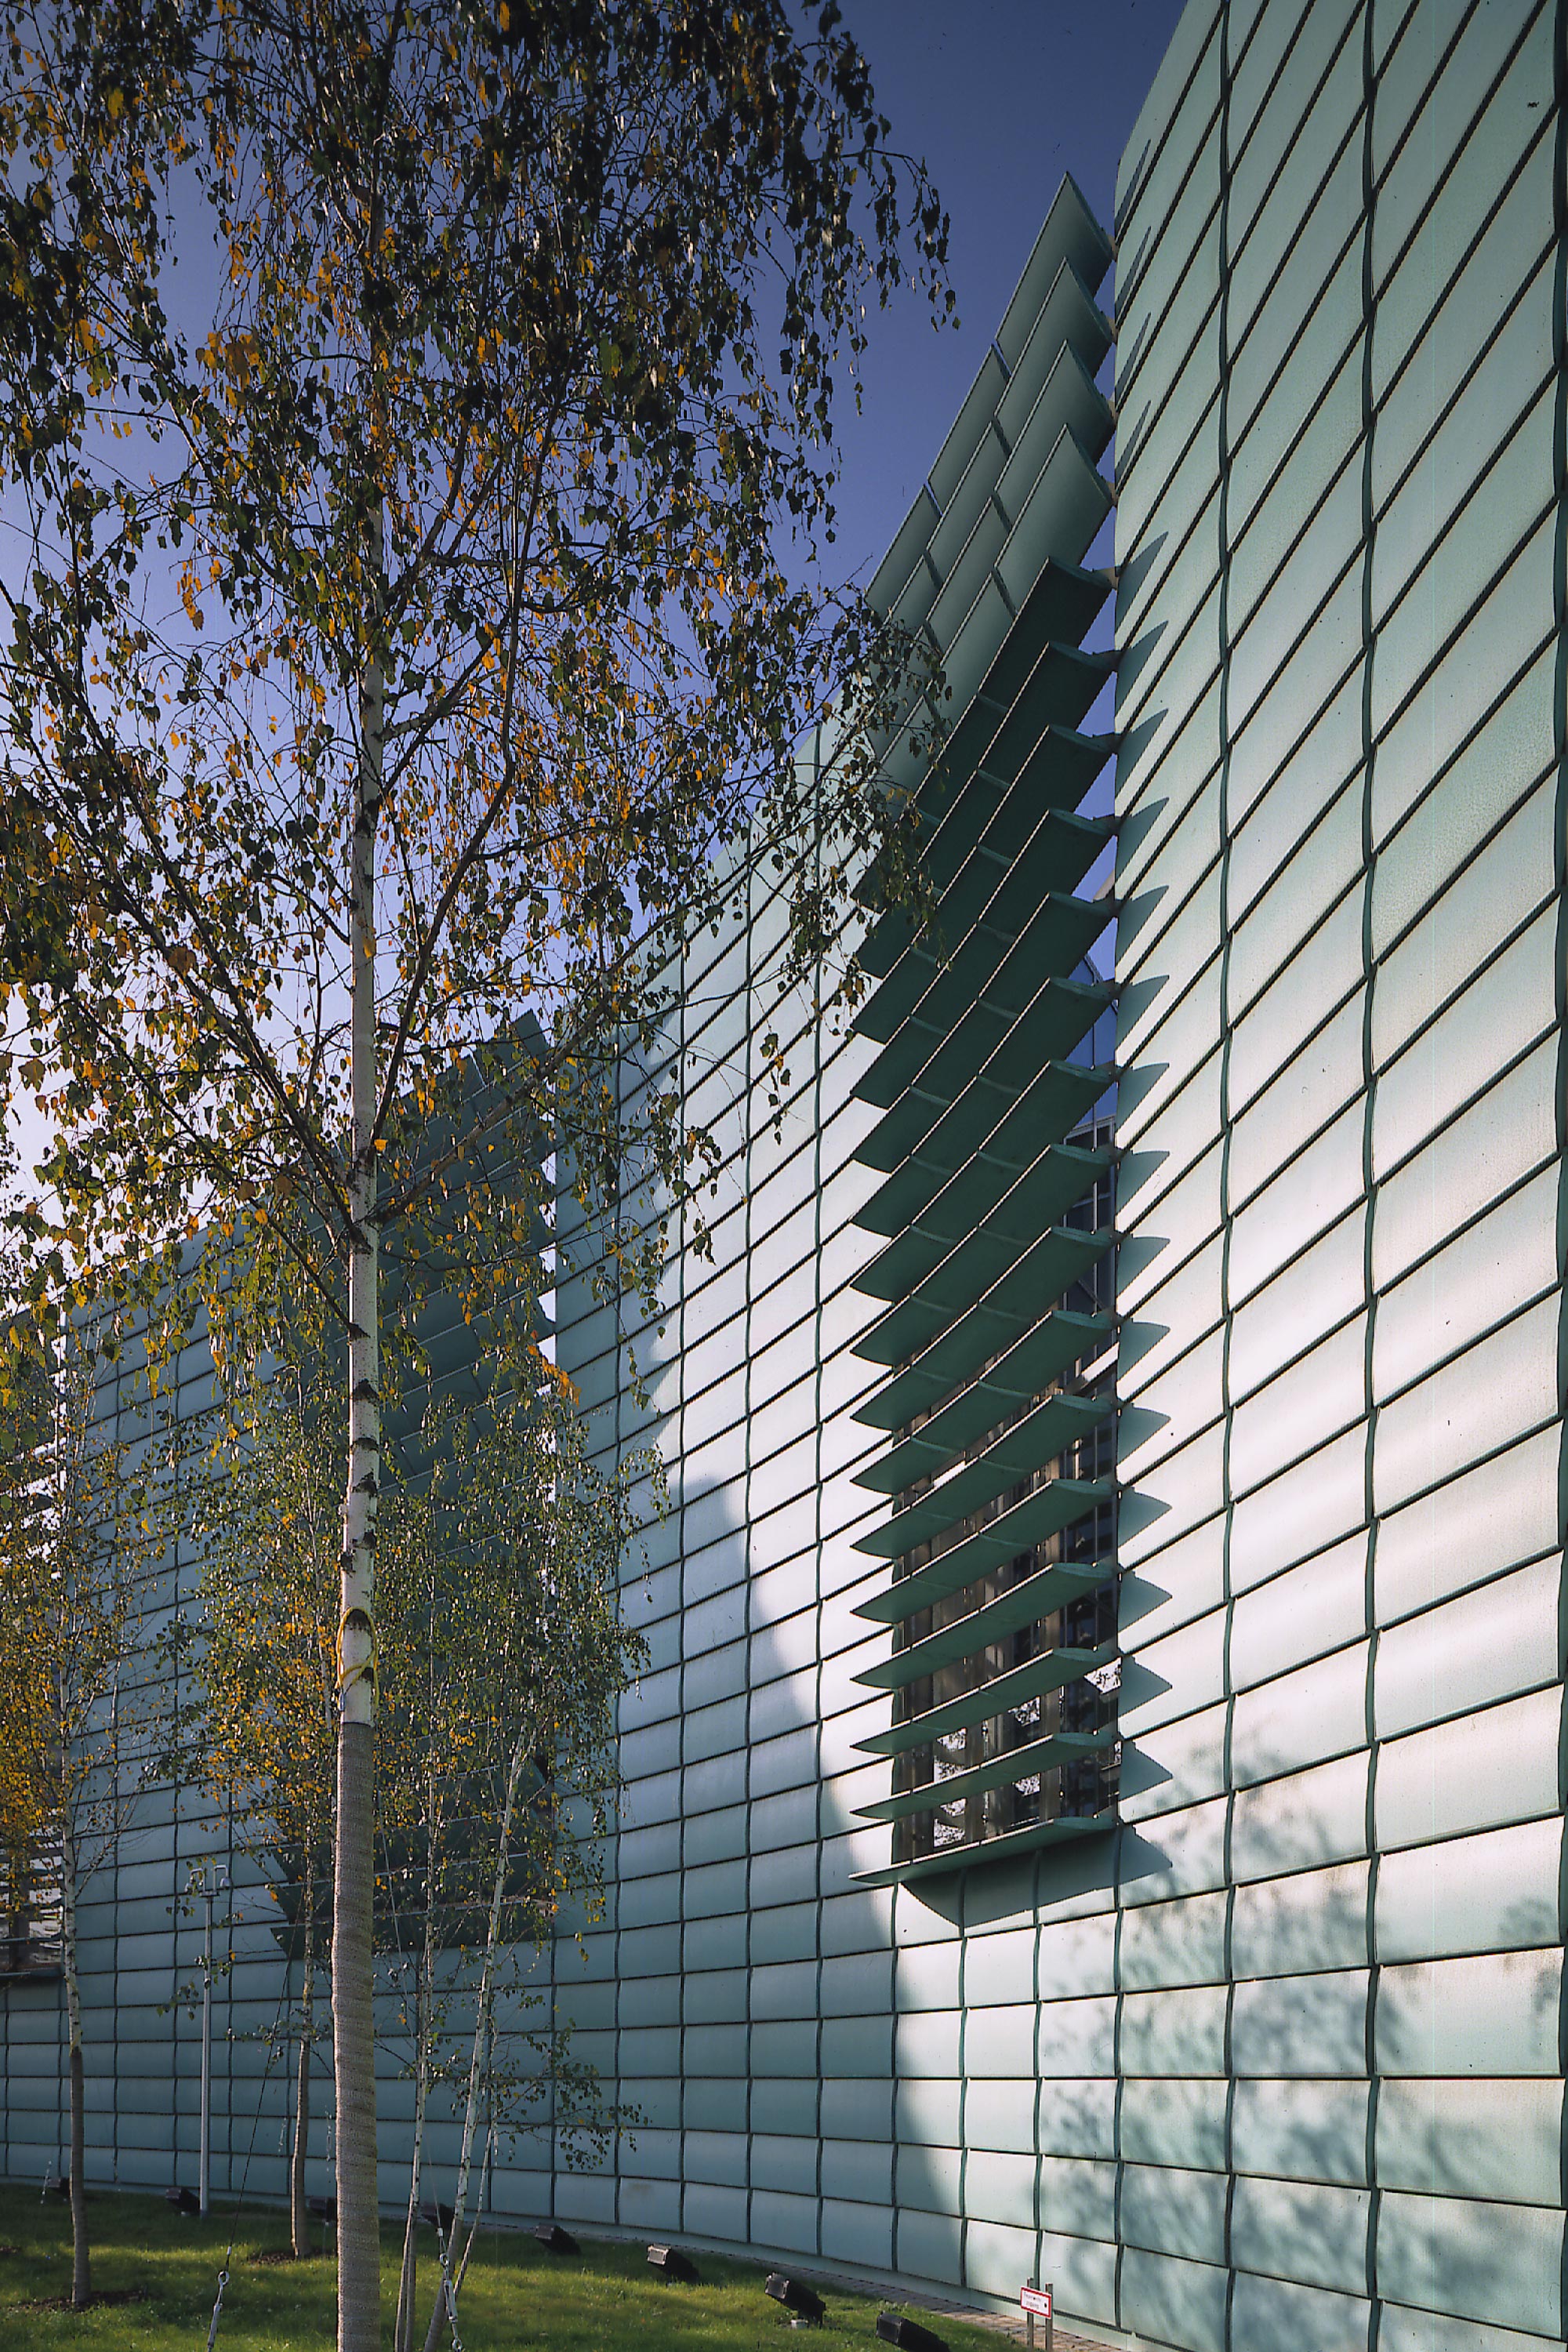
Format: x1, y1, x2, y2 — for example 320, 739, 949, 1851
0, 2187, 1007, 2352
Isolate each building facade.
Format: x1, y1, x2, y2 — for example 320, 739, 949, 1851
4, 5, 1566, 2349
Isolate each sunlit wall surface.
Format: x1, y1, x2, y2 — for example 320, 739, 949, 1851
1112, 2, 1566, 2347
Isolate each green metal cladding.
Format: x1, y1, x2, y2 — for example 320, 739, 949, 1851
5, 7, 1567, 2351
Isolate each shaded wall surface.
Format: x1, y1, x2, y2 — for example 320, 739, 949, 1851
3, 9, 1566, 2352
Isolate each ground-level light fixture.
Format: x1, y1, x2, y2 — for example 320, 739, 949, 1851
877, 2315, 947, 2352
765, 2273, 826, 2326
647, 2243, 701, 2284
534, 2221, 580, 2254
165, 2185, 200, 2218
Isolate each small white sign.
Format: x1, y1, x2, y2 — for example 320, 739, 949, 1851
1020, 2286, 1053, 2319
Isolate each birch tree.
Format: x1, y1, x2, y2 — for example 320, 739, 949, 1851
172, 1369, 339, 2262
376, 1373, 647, 2352
0, 1325, 166, 2310
0, 5, 949, 2341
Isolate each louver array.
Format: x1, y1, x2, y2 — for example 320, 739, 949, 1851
847, 178, 1120, 1891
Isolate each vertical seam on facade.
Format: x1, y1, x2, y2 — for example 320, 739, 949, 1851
1212, 5, 1236, 2339
1551, 0, 1568, 2291
744, 886, 759, 2252
1358, 2, 1381, 2331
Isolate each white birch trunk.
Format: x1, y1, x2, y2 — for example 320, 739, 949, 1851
335, 498, 386, 2352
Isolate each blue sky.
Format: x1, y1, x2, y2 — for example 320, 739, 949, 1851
827, 0, 1187, 586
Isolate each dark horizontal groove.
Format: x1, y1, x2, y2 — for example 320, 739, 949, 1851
1114, 5, 1222, 239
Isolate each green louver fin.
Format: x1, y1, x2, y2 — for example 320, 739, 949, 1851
856, 786, 1110, 989
855, 1382, 1113, 1500
855, 656, 1112, 952
999, 262, 1112, 433
852, 824, 1112, 1087
846, 168, 1118, 1887
854, 1306, 1110, 1432
855, 1558, 1113, 1690
856, 1639, 1116, 1757
857, 1222, 1112, 1369
855, 1479, 1111, 1616
855, 1083, 1110, 1239
849, 1808, 1109, 1890
996, 174, 1113, 355
855, 1140, 1111, 1308
855, 1726, 1117, 1825
854, 1388, 1107, 1558
855, 975, 1112, 1175
851, 743, 1109, 1049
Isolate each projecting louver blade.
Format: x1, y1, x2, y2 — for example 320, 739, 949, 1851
853, 1385, 1112, 1561
855, 1559, 1114, 1697
855, 1303, 1110, 1429
857, 1726, 1118, 1826
855, 1479, 1112, 1621
844, 170, 1120, 1886
856, 1222, 1111, 1370
860, 1638, 1117, 1755
855, 974, 1111, 1176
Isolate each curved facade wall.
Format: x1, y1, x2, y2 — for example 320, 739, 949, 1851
1109, 2, 1566, 2347
4, 9, 1566, 2351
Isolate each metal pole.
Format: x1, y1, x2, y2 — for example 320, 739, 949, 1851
1025, 2311, 1035, 2352
200, 1880, 213, 2217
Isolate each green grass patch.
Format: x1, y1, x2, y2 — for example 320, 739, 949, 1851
0, 2183, 1004, 2352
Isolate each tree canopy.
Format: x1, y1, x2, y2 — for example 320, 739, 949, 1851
0, 0, 947, 1342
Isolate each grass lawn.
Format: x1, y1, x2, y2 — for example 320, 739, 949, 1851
0, 2184, 1006, 2352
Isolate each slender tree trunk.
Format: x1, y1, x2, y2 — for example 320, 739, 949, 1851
60, 1836, 89, 2310
394, 1933, 431, 2352
292, 1891, 314, 2260
422, 1736, 528, 2352
397, 1808, 439, 2352
335, 498, 386, 2352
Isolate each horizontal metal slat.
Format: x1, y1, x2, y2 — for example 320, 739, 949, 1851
996, 261, 1113, 443
857, 1134, 1109, 1296
854, 975, 1112, 1177
848, 1807, 1109, 1891
865, 559, 1112, 822
855, 1301, 1109, 1432
860, 1374, 1114, 1496
854, 1089, 1109, 1242
857, 1221, 1112, 1371
855, 1638, 1117, 1755
853, 1383, 1109, 1559
854, 826, 1112, 1098
855, 901, 1108, 1117
854, 1556, 1113, 1691
855, 1480, 1111, 1619
855, 1726, 1117, 1825
995, 347, 1114, 528
856, 650, 1112, 953
996, 174, 1114, 365
866, 482, 942, 620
